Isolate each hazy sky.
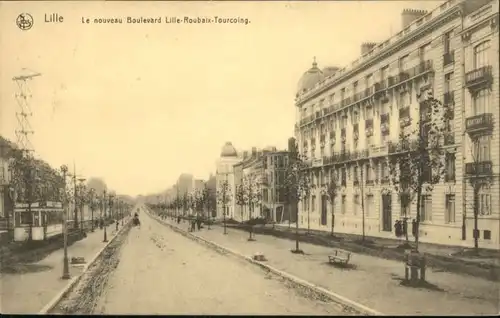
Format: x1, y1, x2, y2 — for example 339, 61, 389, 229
0, 0, 444, 196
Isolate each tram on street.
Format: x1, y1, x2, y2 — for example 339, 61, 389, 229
13, 201, 64, 241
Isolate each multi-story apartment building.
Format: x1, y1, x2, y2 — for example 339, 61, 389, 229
294, 0, 499, 248
233, 146, 292, 223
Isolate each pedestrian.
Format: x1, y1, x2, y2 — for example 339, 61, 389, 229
191, 219, 196, 232
196, 218, 201, 231
116, 220, 119, 231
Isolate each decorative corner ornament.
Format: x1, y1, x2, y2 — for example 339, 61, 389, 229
491, 15, 499, 31
461, 31, 471, 42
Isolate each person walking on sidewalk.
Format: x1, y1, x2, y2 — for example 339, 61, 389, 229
196, 218, 201, 231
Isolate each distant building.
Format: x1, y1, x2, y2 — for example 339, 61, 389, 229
234, 146, 292, 223
215, 142, 241, 219
294, 0, 499, 248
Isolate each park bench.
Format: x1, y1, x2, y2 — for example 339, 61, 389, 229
328, 249, 351, 265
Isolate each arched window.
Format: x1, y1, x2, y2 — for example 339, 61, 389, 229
473, 41, 491, 68
478, 185, 492, 216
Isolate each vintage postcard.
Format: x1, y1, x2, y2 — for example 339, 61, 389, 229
0, 0, 499, 315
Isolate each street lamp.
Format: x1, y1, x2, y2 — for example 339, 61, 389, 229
103, 189, 108, 243
89, 188, 95, 232
77, 178, 86, 231
60, 165, 70, 280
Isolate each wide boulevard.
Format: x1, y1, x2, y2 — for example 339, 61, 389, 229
93, 208, 345, 315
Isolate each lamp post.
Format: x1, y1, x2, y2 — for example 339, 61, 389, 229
109, 193, 115, 228
89, 188, 95, 232
60, 165, 70, 280
77, 178, 86, 231
103, 189, 108, 243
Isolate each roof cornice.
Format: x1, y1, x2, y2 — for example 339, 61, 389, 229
295, 5, 462, 106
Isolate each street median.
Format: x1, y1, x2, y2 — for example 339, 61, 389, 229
146, 210, 382, 316
39, 220, 133, 315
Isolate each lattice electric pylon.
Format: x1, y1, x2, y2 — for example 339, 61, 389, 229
12, 70, 41, 158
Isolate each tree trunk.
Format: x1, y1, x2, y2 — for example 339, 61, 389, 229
473, 186, 479, 252
307, 208, 310, 234
331, 201, 335, 236
415, 187, 423, 252
295, 201, 300, 252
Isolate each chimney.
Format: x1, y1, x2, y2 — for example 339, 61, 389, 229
361, 42, 377, 55
251, 147, 257, 157
401, 9, 427, 29
288, 137, 297, 153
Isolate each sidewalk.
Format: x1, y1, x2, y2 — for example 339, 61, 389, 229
0, 223, 123, 314
273, 222, 500, 262
254, 222, 499, 279
161, 219, 498, 316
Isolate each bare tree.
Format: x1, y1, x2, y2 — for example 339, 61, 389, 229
216, 180, 231, 235
283, 143, 312, 254
321, 168, 340, 237
235, 184, 246, 223
388, 95, 448, 252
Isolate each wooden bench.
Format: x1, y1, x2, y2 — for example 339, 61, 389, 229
328, 250, 351, 265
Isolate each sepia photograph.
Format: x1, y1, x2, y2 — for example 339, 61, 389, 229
0, 0, 499, 315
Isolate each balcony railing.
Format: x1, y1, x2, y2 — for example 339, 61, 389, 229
465, 66, 492, 89
465, 161, 493, 175
443, 51, 454, 66
366, 179, 375, 186
444, 133, 455, 145
465, 113, 493, 133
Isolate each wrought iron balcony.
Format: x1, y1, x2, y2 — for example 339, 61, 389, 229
380, 113, 390, 124
465, 161, 493, 176
366, 179, 375, 186
465, 66, 492, 89
465, 113, 493, 133
443, 51, 454, 66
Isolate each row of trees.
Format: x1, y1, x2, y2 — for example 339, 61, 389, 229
4, 143, 131, 242
281, 95, 489, 253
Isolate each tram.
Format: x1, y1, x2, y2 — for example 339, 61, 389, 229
13, 201, 64, 241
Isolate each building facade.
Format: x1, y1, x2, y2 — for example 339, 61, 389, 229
233, 147, 292, 223
294, 0, 499, 248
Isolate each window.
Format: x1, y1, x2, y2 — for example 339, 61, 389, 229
353, 81, 358, 94
320, 147, 325, 158
353, 166, 359, 185
473, 135, 491, 161
366, 74, 373, 89
340, 88, 345, 101
445, 194, 456, 224
484, 230, 491, 240
380, 65, 389, 81
311, 195, 316, 212
479, 186, 491, 216
354, 195, 360, 215
474, 41, 490, 68
399, 54, 409, 70
473, 89, 491, 114
443, 31, 451, 53
381, 162, 389, 183
419, 43, 431, 61
444, 72, 454, 93
365, 164, 373, 182
341, 195, 346, 214
365, 195, 374, 217
420, 195, 432, 222
398, 90, 410, 108
366, 135, 373, 147
445, 153, 455, 182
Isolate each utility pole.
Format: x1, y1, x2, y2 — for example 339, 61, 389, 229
13, 70, 40, 242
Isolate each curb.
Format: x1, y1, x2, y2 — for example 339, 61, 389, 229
146, 211, 383, 316
38, 220, 132, 315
